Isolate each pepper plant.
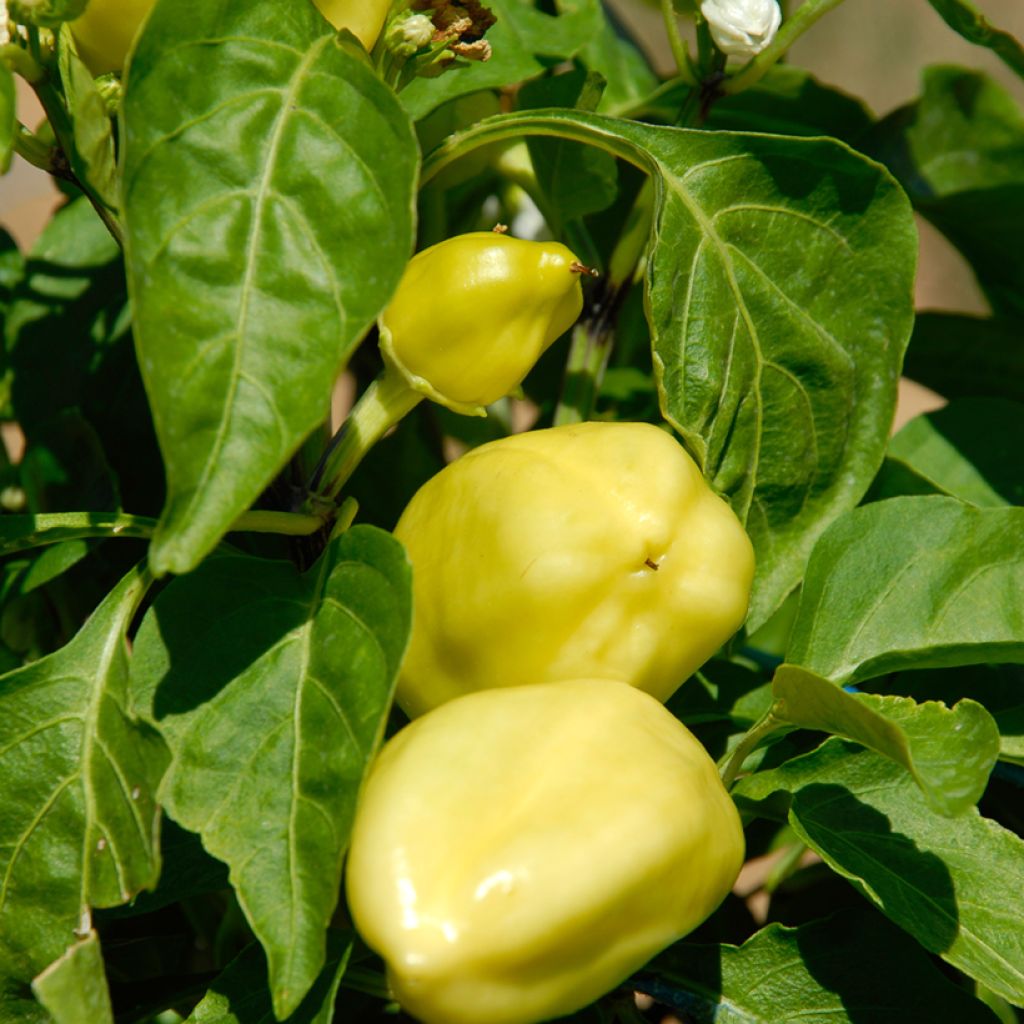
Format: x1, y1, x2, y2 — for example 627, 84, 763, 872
0, 0, 1023, 1021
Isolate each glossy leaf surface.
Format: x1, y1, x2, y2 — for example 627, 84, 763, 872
122, 0, 418, 575
788, 497, 1024, 683
132, 527, 411, 1017
736, 739, 1024, 1004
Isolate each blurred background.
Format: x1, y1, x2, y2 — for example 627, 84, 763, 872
2, 0, 1021, 420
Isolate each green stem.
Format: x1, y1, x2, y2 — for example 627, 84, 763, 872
721, 0, 847, 96
0, 42, 44, 83
764, 839, 808, 894
553, 180, 654, 425
13, 123, 56, 171
660, 0, 696, 84
0, 509, 324, 558
718, 707, 787, 789
308, 368, 422, 504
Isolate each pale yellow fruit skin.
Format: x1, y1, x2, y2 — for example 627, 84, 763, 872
393, 421, 755, 717
346, 679, 745, 1024
70, 0, 155, 75
70, 0, 386, 76
314, 0, 389, 50
379, 233, 584, 414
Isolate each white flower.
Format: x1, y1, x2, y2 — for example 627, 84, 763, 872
700, 0, 781, 58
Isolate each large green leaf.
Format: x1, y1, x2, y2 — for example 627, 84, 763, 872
122, 0, 418, 576
904, 313, 1024, 404
31, 931, 114, 1024
788, 496, 1024, 684
0, 565, 163, 1004
424, 110, 916, 628
925, 0, 1024, 79
185, 933, 351, 1024
735, 739, 1024, 1005
400, 0, 603, 121
642, 909, 999, 1023
869, 66, 1024, 318
875, 398, 1024, 507
772, 665, 999, 816
131, 526, 411, 1018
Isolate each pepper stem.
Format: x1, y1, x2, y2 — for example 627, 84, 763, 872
308, 368, 422, 504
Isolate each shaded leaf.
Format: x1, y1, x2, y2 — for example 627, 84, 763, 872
132, 527, 411, 1018
735, 739, 1024, 1005
641, 909, 999, 1024
401, 0, 603, 120
788, 496, 1024, 684
58, 25, 118, 211
0, 63, 15, 175
122, 0, 418, 575
0, 565, 163, 993
185, 932, 351, 1024
31, 931, 113, 1024
426, 109, 916, 629
904, 313, 1024, 405
869, 66, 1024, 318
926, 0, 1024, 79
877, 398, 1024, 507
772, 664, 999, 815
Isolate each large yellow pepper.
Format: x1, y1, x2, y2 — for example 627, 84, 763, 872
69, 0, 387, 75
393, 421, 755, 717
346, 679, 745, 1024
379, 232, 584, 415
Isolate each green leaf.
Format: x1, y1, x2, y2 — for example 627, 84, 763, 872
735, 739, 1024, 1005
131, 526, 411, 1018
642, 909, 1000, 1024
926, 0, 1024, 79
561, 0, 658, 116
426, 109, 916, 629
400, 0, 603, 121
878, 398, 1024, 507
31, 931, 114, 1024
185, 932, 351, 1024
122, 0, 418, 576
0, 564, 164, 995
643, 66, 874, 144
904, 314, 1024, 404
58, 25, 118, 212
772, 665, 999, 816
788, 497, 1024, 684
869, 66, 1024, 318
0, 62, 16, 175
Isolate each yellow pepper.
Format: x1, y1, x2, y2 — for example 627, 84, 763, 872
69, 0, 154, 75
69, 0, 387, 76
393, 421, 755, 717
346, 678, 745, 1024
378, 232, 584, 415
314, 0, 389, 51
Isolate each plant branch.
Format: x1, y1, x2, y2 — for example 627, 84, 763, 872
721, 0, 847, 95
660, 0, 696, 84
718, 706, 788, 789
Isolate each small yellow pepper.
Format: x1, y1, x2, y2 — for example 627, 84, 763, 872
379, 232, 584, 415
69, 0, 387, 76
393, 421, 755, 716
346, 679, 745, 1024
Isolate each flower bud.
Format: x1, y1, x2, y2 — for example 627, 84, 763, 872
700, 0, 781, 57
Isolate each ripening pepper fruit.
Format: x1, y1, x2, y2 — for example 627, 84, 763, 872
379, 232, 584, 415
346, 678, 745, 1024
307, 232, 586, 502
314, 0, 389, 50
392, 421, 755, 717
69, 0, 154, 75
